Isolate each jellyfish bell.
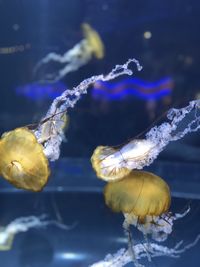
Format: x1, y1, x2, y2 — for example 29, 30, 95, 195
0, 127, 50, 192
91, 139, 155, 182
91, 146, 131, 181
82, 23, 104, 59
104, 170, 171, 223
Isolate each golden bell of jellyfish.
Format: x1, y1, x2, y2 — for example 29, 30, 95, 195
91, 146, 131, 182
91, 139, 156, 182
0, 128, 50, 192
104, 170, 171, 223
82, 23, 104, 59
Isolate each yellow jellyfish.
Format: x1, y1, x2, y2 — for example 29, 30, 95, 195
104, 170, 171, 267
0, 127, 50, 192
91, 145, 131, 181
34, 23, 104, 82
82, 23, 104, 59
91, 139, 155, 182
104, 170, 170, 222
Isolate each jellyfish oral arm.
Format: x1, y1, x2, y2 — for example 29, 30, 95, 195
123, 208, 190, 243
91, 207, 198, 267
144, 99, 200, 165
34, 40, 92, 83
90, 235, 200, 267
0, 215, 72, 250
34, 41, 88, 69
34, 58, 142, 161
0, 215, 49, 250
119, 139, 156, 169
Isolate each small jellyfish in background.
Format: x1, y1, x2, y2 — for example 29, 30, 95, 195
34, 23, 104, 83
0, 128, 50, 191
103, 170, 190, 267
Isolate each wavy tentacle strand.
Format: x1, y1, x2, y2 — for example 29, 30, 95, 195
91, 99, 200, 181
0, 214, 73, 250
34, 40, 92, 83
124, 208, 190, 243
90, 235, 200, 267
145, 100, 200, 163
0, 215, 51, 250
34, 59, 142, 161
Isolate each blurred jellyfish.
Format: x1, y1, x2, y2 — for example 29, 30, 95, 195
91, 99, 200, 181
34, 23, 104, 83
0, 59, 141, 190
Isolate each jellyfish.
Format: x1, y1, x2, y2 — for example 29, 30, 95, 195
91, 99, 200, 181
104, 170, 171, 266
34, 23, 105, 83
0, 128, 50, 191
103, 170, 191, 267
91, 139, 154, 181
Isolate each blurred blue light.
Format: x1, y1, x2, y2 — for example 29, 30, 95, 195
92, 77, 173, 101
15, 81, 67, 101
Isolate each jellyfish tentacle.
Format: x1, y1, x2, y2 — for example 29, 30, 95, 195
34, 58, 141, 161
123, 219, 144, 267
142, 234, 152, 262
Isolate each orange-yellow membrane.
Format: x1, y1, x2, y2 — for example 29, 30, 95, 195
91, 140, 155, 182
0, 128, 50, 191
104, 170, 171, 223
82, 23, 104, 59
91, 146, 131, 181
